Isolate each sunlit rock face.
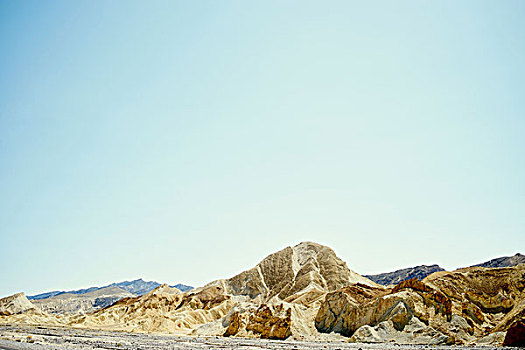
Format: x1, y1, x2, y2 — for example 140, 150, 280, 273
314, 264, 525, 345
0, 293, 37, 316
212, 241, 378, 302
1, 243, 523, 346
223, 304, 292, 339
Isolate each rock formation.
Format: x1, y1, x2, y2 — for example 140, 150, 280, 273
27, 279, 193, 315
1, 243, 523, 346
314, 283, 389, 336
223, 304, 292, 339
209, 241, 378, 301
315, 264, 525, 345
0, 293, 37, 316
70, 284, 219, 333
71, 242, 376, 338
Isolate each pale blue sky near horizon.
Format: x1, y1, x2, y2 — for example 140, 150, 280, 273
1, 0, 524, 297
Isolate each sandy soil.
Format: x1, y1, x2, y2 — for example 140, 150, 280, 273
0, 325, 510, 350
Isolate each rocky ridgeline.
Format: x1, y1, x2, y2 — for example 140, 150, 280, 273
32, 286, 136, 314
471, 253, 525, 269
209, 241, 376, 301
1, 242, 524, 346
364, 265, 445, 286
364, 253, 524, 287
0, 293, 37, 316
28, 278, 193, 300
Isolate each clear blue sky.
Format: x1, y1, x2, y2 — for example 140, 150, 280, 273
1, 1, 524, 297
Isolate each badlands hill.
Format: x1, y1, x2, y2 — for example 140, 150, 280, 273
1, 242, 524, 346
365, 265, 445, 286
316, 264, 525, 345
207, 241, 377, 300
73, 242, 376, 338
0, 293, 37, 316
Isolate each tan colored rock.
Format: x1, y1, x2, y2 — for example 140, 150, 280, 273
314, 283, 389, 335
210, 242, 378, 302
462, 301, 485, 324
3, 243, 521, 346
424, 265, 525, 336
245, 305, 292, 339
177, 286, 230, 310
223, 311, 241, 337
0, 293, 37, 316
221, 304, 293, 340
68, 284, 234, 333
392, 278, 452, 319
317, 279, 456, 342
315, 264, 525, 345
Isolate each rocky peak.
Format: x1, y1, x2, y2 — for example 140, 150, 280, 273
215, 241, 376, 301
147, 284, 181, 296
0, 292, 37, 316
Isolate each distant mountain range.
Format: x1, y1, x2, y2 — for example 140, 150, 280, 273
364, 264, 445, 286
28, 279, 193, 300
364, 253, 524, 286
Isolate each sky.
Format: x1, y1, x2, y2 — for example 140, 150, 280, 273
1, 0, 524, 298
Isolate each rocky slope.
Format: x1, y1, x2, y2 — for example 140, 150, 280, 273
1, 243, 523, 346
208, 241, 378, 301
315, 264, 525, 345
27, 279, 193, 315
69, 242, 376, 338
33, 286, 136, 314
472, 253, 525, 269
0, 293, 38, 316
364, 265, 445, 286
0, 242, 373, 339
362, 252, 524, 287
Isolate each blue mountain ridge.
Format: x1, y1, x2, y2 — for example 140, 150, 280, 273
28, 279, 193, 300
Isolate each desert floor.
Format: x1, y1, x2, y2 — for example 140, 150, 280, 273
0, 325, 508, 350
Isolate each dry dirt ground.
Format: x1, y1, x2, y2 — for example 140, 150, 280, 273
0, 326, 511, 350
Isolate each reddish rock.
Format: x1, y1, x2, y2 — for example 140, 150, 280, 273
503, 320, 525, 347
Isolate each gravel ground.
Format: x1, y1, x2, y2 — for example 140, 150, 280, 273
0, 325, 511, 350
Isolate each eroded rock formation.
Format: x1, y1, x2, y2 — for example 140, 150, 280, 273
1, 243, 523, 346
0, 293, 37, 316
211, 242, 377, 302
315, 264, 525, 345
224, 305, 292, 339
